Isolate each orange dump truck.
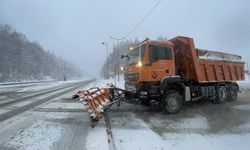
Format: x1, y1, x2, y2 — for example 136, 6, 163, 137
73, 36, 245, 126
123, 36, 244, 112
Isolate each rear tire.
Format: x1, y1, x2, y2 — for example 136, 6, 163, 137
228, 84, 238, 101
161, 90, 183, 114
216, 86, 228, 104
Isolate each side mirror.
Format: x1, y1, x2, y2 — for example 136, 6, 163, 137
121, 55, 128, 59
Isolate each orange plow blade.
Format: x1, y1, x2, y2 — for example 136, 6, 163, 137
73, 84, 114, 127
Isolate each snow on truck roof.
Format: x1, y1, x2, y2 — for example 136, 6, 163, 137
197, 49, 243, 63
147, 40, 174, 46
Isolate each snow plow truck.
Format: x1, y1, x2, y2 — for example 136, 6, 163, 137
72, 36, 245, 127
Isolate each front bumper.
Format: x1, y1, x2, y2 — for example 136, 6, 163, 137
125, 82, 142, 94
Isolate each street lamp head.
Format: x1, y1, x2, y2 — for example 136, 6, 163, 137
110, 36, 127, 41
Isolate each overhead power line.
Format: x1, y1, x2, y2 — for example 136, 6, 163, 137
115, 0, 163, 40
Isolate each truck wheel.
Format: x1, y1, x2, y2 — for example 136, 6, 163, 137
228, 84, 238, 101
216, 86, 228, 104
161, 90, 183, 114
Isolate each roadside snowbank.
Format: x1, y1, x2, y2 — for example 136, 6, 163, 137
85, 75, 125, 89
238, 80, 250, 93
0, 79, 87, 93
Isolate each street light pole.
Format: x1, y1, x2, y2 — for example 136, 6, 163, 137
116, 40, 119, 82
110, 36, 127, 82
102, 42, 109, 79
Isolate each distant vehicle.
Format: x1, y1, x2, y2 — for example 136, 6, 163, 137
63, 75, 67, 81
73, 36, 245, 126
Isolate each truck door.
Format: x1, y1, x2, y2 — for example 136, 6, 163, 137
147, 44, 175, 81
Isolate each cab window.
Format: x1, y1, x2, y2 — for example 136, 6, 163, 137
149, 45, 172, 63
127, 44, 145, 65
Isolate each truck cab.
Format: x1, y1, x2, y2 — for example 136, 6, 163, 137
123, 39, 176, 95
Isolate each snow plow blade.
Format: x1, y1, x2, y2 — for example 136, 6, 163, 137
72, 84, 115, 127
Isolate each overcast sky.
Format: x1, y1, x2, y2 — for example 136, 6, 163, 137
0, 0, 250, 76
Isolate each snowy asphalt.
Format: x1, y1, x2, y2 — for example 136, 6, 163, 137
0, 80, 250, 150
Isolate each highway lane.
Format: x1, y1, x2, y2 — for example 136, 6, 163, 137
0, 80, 249, 150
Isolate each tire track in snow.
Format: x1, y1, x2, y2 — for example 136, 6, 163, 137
0, 80, 93, 122
104, 113, 116, 150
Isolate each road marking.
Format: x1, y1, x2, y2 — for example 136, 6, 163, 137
0, 80, 93, 122
104, 113, 116, 150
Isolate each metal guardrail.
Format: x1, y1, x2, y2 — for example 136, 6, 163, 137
0, 80, 56, 86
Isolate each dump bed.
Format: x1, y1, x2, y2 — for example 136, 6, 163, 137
170, 36, 245, 83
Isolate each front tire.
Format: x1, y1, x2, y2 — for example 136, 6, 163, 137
161, 90, 183, 114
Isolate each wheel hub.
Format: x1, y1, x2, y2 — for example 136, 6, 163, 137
167, 97, 178, 110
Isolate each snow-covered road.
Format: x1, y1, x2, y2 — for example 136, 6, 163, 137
0, 79, 250, 150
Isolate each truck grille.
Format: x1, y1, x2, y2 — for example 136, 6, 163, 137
125, 73, 139, 81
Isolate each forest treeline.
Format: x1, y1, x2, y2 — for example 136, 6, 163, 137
0, 24, 82, 82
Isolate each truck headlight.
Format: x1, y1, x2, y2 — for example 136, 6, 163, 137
137, 61, 142, 67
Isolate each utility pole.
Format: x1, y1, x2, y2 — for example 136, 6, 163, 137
110, 36, 127, 82
102, 42, 109, 79
116, 40, 120, 82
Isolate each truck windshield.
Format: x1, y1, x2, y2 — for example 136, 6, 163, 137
127, 44, 145, 65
